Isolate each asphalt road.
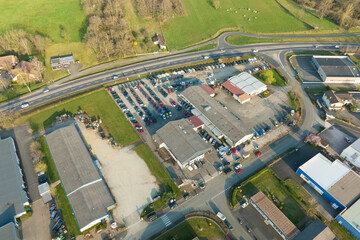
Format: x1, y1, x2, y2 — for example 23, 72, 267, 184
2, 33, 359, 239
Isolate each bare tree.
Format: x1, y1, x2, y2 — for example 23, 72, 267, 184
0, 76, 7, 90
318, 0, 334, 19
31, 57, 45, 81
0, 110, 19, 130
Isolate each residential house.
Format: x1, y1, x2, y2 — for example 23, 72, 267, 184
11, 61, 35, 81
0, 55, 18, 70
322, 90, 353, 110
50, 54, 75, 70
152, 34, 166, 50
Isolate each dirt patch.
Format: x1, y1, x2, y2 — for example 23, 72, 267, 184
77, 121, 159, 226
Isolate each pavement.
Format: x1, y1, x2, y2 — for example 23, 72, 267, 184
22, 199, 51, 240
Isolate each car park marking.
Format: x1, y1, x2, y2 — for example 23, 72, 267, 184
161, 215, 172, 227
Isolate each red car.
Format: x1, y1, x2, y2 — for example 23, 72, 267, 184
255, 151, 263, 157
137, 129, 144, 133
232, 148, 236, 154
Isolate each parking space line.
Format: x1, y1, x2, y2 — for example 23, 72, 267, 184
161, 215, 172, 227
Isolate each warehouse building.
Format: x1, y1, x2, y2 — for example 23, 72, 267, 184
0, 137, 28, 228
251, 191, 300, 239
181, 86, 253, 147
222, 72, 267, 103
45, 124, 115, 232
0, 222, 21, 240
336, 198, 360, 239
297, 153, 360, 212
154, 119, 211, 168
341, 138, 360, 168
312, 56, 360, 83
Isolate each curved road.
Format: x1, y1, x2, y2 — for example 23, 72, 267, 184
3, 33, 359, 239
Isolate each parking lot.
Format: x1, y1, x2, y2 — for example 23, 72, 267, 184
292, 56, 323, 83
107, 57, 294, 185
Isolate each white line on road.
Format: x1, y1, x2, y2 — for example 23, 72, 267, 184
161, 215, 172, 227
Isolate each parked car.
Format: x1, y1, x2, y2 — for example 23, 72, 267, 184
345, 137, 351, 143
223, 167, 232, 174
224, 219, 233, 230
199, 182, 206, 189
255, 151, 262, 157
217, 212, 226, 221
239, 198, 249, 208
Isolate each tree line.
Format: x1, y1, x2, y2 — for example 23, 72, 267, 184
294, 0, 360, 29
133, 0, 185, 21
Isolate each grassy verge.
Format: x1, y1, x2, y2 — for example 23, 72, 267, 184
55, 184, 81, 237
156, 218, 224, 240
39, 136, 59, 183
186, 43, 218, 53
226, 35, 360, 46
255, 68, 287, 86
134, 143, 181, 197
19, 89, 140, 146
0, 81, 47, 104
288, 92, 301, 112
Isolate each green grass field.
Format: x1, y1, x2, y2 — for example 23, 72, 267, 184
255, 69, 287, 86
21, 89, 140, 146
276, 0, 338, 30
156, 218, 224, 240
55, 184, 82, 237
0, 0, 86, 43
234, 168, 311, 230
163, 0, 311, 49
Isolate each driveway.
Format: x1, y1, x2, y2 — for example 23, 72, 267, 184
22, 199, 51, 240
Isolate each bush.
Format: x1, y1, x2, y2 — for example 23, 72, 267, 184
213, 0, 220, 9
259, 70, 276, 85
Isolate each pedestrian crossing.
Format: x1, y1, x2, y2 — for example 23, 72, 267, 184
161, 214, 172, 227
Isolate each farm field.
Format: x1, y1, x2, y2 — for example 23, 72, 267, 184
19, 89, 140, 146
163, 0, 313, 49
0, 0, 86, 43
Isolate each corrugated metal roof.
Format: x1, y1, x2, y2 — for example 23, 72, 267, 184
327, 171, 360, 207
228, 72, 266, 95
299, 153, 350, 190
45, 124, 114, 231
339, 198, 360, 232
252, 192, 300, 239
0, 137, 28, 227
0, 222, 21, 240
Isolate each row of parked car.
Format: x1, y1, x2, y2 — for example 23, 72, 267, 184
49, 203, 66, 237
108, 88, 145, 133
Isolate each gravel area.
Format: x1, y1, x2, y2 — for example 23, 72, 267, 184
77, 122, 159, 226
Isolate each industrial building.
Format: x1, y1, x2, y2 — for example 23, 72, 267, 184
336, 198, 360, 239
0, 137, 28, 228
312, 56, 360, 83
181, 86, 253, 147
293, 220, 336, 240
0, 222, 21, 240
297, 153, 360, 211
322, 90, 353, 110
341, 138, 360, 168
45, 124, 115, 232
154, 119, 212, 168
222, 72, 267, 103
251, 191, 300, 239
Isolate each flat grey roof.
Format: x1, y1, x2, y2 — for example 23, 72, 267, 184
0, 137, 28, 227
313, 56, 360, 78
0, 222, 21, 240
327, 171, 360, 207
181, 86, 252, 144
293, 219, 336, 240
45, 124, 114, 231
156, 119, 211, 165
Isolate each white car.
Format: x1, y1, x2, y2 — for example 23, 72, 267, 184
252, 49, 258, 53
21, 102, 30, 109
187, 165, 193, 171
217, 212, 226, 221
42, 87, 49, 93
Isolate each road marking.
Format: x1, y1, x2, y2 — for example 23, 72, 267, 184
161, 215, 172, 227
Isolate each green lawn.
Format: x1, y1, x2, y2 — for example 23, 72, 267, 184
0, 81, 46, 104
163, 0, 311, 49
255, 68, 287, 86
0, 0, 86, 43
55, 184, 82, 237
288, 92, 301, 112
234, 168, 311, 230
156, 218, 224, 240
186, 43, 218, 53
21, 89, 140, 146
276, 0, 338, 30
134, 143, 181, 197
39, 136, 59, 183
